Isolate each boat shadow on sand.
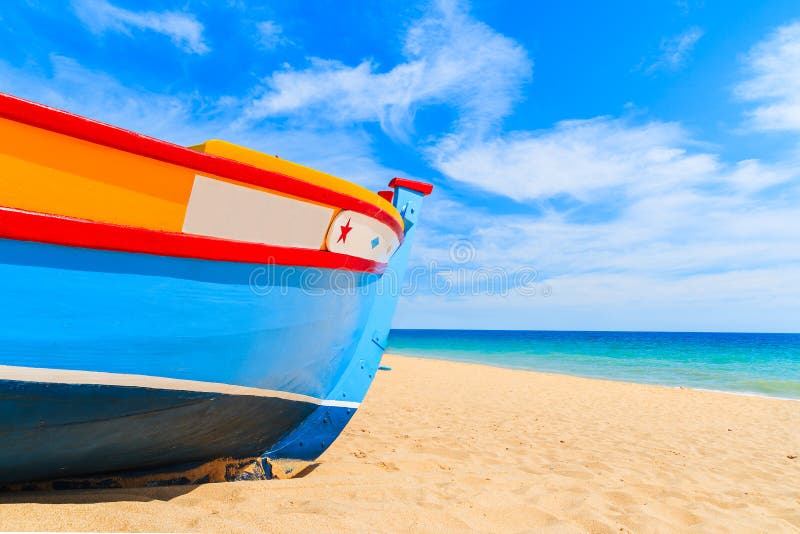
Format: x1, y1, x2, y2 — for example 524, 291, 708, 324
0, 456, 319, 503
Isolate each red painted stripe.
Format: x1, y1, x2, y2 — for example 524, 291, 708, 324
0, 207, 386, 274
389, 177, 434, 196
0, 92, 404, 242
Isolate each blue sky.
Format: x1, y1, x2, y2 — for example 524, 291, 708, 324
2, 0, 800, 332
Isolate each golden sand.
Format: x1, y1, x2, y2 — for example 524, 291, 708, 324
1, 354, 798, 532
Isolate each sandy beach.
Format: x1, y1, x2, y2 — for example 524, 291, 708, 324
1, 354, 798, 533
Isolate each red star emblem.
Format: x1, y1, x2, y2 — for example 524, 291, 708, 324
337, 217, 353, 244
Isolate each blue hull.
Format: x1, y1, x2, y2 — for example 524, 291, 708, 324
0, 187, 425, 484
0, 238, 377, 399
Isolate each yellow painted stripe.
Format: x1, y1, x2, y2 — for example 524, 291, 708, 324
190, 139, 403, 228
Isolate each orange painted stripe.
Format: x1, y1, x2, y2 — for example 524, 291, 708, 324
0, 118, 193, 232
0, 92, 405, 241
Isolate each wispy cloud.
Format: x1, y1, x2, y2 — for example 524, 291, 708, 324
434, 114, 799, 202
645, 27, 704, 73
0, 55, 196, 139
675, 0, 690, 14
256, 20, 290, 50
426, 114, 800, 265
433, 117, 720, 201
244, 0, 531, 140
71, 0, 210, 54
736, 21, 800, 132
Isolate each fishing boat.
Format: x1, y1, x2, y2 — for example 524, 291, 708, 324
0, 92, 432, 486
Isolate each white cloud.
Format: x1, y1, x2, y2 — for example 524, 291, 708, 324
256, 20, 289, 50
645, 27, 704, 73
736, 21, 800, 132
471, 192, 800, 276
245, 0, 531, 140
72, 0, 209, 54
425, 112, 800, 276
432, 116, 724, 201
723, 158, 798, 192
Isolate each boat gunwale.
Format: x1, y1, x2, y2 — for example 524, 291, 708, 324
0, 206, 387, 274
0, 92, 404, 242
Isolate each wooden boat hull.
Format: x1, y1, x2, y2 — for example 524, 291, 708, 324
0, 93, 432, 484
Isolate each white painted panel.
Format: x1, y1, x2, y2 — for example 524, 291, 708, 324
182, 175, 335, 249
325, 210, 400, 263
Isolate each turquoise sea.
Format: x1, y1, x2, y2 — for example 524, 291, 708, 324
386, 330, 800, 400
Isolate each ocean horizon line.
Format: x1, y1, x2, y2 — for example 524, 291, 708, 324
392, 328, 800, 335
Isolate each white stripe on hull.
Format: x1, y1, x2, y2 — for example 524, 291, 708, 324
0, 364, 360, 409
182, 175, 335, 249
